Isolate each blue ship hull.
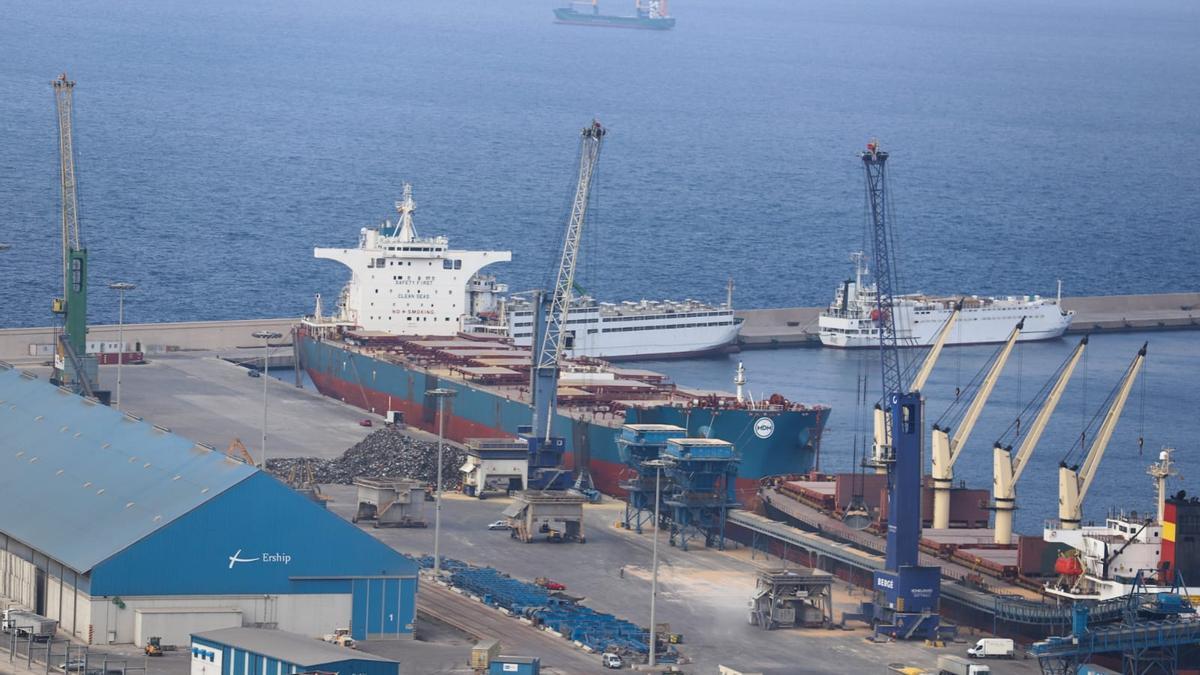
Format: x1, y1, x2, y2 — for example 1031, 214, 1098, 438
298, 334, 827, 502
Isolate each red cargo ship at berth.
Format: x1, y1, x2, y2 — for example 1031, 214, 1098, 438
298, 187, 829, 503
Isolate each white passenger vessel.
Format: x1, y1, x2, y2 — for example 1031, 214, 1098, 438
818, 252, 1072, 348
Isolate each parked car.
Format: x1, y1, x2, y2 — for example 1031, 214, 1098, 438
247, 369, 261, 378
602, 652, 623, 669
58, 658, 87, 672
535, 577, 566, 591
487, 520, 510, 530
358, 418, 373, 427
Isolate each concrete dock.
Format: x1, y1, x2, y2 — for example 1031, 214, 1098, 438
735, 292, 1200, 348
1, 292, 1195, 363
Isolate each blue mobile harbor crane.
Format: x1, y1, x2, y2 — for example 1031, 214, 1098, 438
848, 143, 951, 641
522, 122, 607, 498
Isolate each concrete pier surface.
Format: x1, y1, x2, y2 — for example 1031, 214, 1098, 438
734, 291, 1200, 348
1, 292, 1195, 362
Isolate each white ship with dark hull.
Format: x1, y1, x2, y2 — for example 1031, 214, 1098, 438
313, 186, 741, 359
819, 252, 1073, 349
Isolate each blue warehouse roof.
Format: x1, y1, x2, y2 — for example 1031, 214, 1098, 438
0, 365, 257, 573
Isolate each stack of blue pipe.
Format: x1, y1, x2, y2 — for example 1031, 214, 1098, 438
417, 556, 676, 662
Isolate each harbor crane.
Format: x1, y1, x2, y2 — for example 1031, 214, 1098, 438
929, 319, 1023, 530
1057, 343, 1148, 530
529, 120, 606, 494
851, 142, 947, 641
991, 336, 1088, 544
49, 73, 100, 398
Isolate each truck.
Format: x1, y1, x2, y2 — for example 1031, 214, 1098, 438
2, 609, 57, 640
321, 628, 355, 648
937, 655, 990, 675
966, 638, 1015, 659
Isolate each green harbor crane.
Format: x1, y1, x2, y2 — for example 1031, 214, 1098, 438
49, 73, 99, 398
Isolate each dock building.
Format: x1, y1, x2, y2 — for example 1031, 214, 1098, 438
0, 364, 418, 646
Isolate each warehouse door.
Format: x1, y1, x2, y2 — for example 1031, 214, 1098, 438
34, 568, 46, 615
351, 578, 404, 640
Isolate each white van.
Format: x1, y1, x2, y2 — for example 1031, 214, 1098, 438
967, 638, 1015, 658
602, 652, 623, 669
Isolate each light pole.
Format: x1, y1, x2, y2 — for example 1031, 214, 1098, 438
427, 387, 457, 578
251, 330, 283, 468
108, 282, 136, 409
644, 458, 666, 667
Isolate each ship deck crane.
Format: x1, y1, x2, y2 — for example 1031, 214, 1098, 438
851, 142, 947, 641
49, 73, 100, 398
868, 302, 962, 474
991, 336, 1088, 544
1057, 343, 1148, 529
929, 319, 1023, 529
530, 120, 605, 495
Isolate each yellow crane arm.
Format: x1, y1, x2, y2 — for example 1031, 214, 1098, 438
1008, 336, 1088, 486
909, 302, 962, 392
1076, 342, 1148, 502
948, 319, 1024, 467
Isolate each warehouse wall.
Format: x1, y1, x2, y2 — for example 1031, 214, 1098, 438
88, 593, 351, 645
133, 608, 242, 647
0, 538, 37, 610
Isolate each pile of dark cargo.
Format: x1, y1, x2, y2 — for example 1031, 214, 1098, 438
266, 427, 465, 489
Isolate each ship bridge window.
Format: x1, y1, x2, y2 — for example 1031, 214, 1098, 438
442, 259, 462, 270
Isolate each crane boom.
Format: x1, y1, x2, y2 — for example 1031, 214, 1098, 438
54, 74, 82, 290
948, 319, 1023, 466
909, 302, 962, 392
992, 336, 1087, 544
930, 319, 1023, 529
1010, 336, 1087, 486
1056, 343, 1148, 528
537, 121, 606, 415
863, 144, 902, 399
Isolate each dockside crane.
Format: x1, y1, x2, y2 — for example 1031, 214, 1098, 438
529, 120, 606, 494
852, 142, 946, 641
991, 337, 1088, 544
49, 73, 100, 398
929, 319, 1023, 529
1057, 343, 1148, 530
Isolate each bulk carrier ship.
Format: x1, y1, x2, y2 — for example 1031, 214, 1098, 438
554, 0, 675, 30
299, 187, 828, 501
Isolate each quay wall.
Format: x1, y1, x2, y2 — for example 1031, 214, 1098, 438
1, 292, 1196, 363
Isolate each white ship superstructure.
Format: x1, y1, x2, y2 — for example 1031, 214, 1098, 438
818, 252, 1073, 348
313, 185, 512, 337
503, 296, 741, 360
1043, 449, 1199, 602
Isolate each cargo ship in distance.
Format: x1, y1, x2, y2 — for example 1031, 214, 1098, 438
554, 0, 675, 30
301, 187, 828, 501
819, 251, 1073, 348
